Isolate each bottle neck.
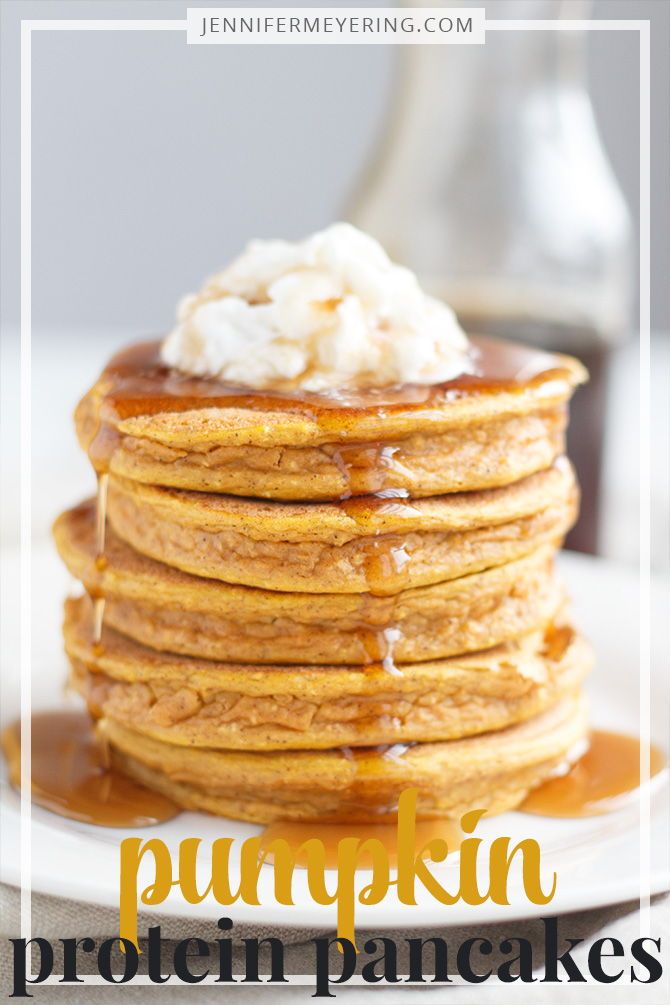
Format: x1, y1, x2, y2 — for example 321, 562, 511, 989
348, 0, 631, 342
401, 1, 592, 104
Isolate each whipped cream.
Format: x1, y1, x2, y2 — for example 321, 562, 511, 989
160, 223, 471, 391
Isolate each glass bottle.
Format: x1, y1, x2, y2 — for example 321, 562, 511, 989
349, 0, 632, 553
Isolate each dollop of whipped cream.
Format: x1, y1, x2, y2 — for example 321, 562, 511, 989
160, 223, 471, 391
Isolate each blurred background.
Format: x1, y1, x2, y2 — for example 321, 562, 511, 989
1, 0, 668, 568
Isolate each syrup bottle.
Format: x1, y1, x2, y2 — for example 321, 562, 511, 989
349, 0, 632, 553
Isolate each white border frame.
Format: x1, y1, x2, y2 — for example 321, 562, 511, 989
17, 11, 653, 986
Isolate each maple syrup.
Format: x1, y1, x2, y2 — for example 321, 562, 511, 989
92, 596, 106, 649
328, 444, 416, 497
378, 627, 403, 676
94, 472, 109, 572
92, 334, 574, 417
84, 335, 577, 478
1, 711, 179, 827
521, 730, 667, 817
361, 539, 411, 598
339, 492, 415, 598
88, 468, 111, 647
3, 713, 664, 838
352, 623, 405, 675
339, 742, 416, 766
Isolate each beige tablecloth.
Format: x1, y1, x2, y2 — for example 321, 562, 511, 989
1, 883, 668, 1003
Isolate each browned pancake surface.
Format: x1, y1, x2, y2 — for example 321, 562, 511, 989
65, 595, 591, 751
105, 461, 577, 593
75, 336, 586, 499
101, 694, 590, 822
55, 502, 565, 663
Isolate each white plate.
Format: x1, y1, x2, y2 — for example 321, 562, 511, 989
1, 545, 668, 930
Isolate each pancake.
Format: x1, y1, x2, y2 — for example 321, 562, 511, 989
83, 410, 567, 500
105, 460, 577, 594
55, 502, 564, 663
75, 337, 585, 499
64, 595, 591, 750
99, 694, 590, 822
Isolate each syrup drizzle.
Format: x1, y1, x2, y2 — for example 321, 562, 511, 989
380, 627, 403, 677
328, 443, 416, 498
94, 472, 109, 570
361, 539, 411, 598
521, 730, 667, 817
2, 713, 665, 835
92, 597, 106, 652
340, 494, 414, 599
339, 742, 416, 764
84, 335, 579, 475
1, 711, 180, 827
91, 470, 109, 648
90, 335, 576, 419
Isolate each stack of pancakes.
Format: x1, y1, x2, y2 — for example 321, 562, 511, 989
54, 336, 592, 823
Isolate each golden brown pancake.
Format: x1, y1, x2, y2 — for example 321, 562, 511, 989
64, 595, 591, 751
55, 502, 565, 663
75, 337, 586, 499
84, 411, 567, 500
99, 694, 590, 822
105, 460, 577, 594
